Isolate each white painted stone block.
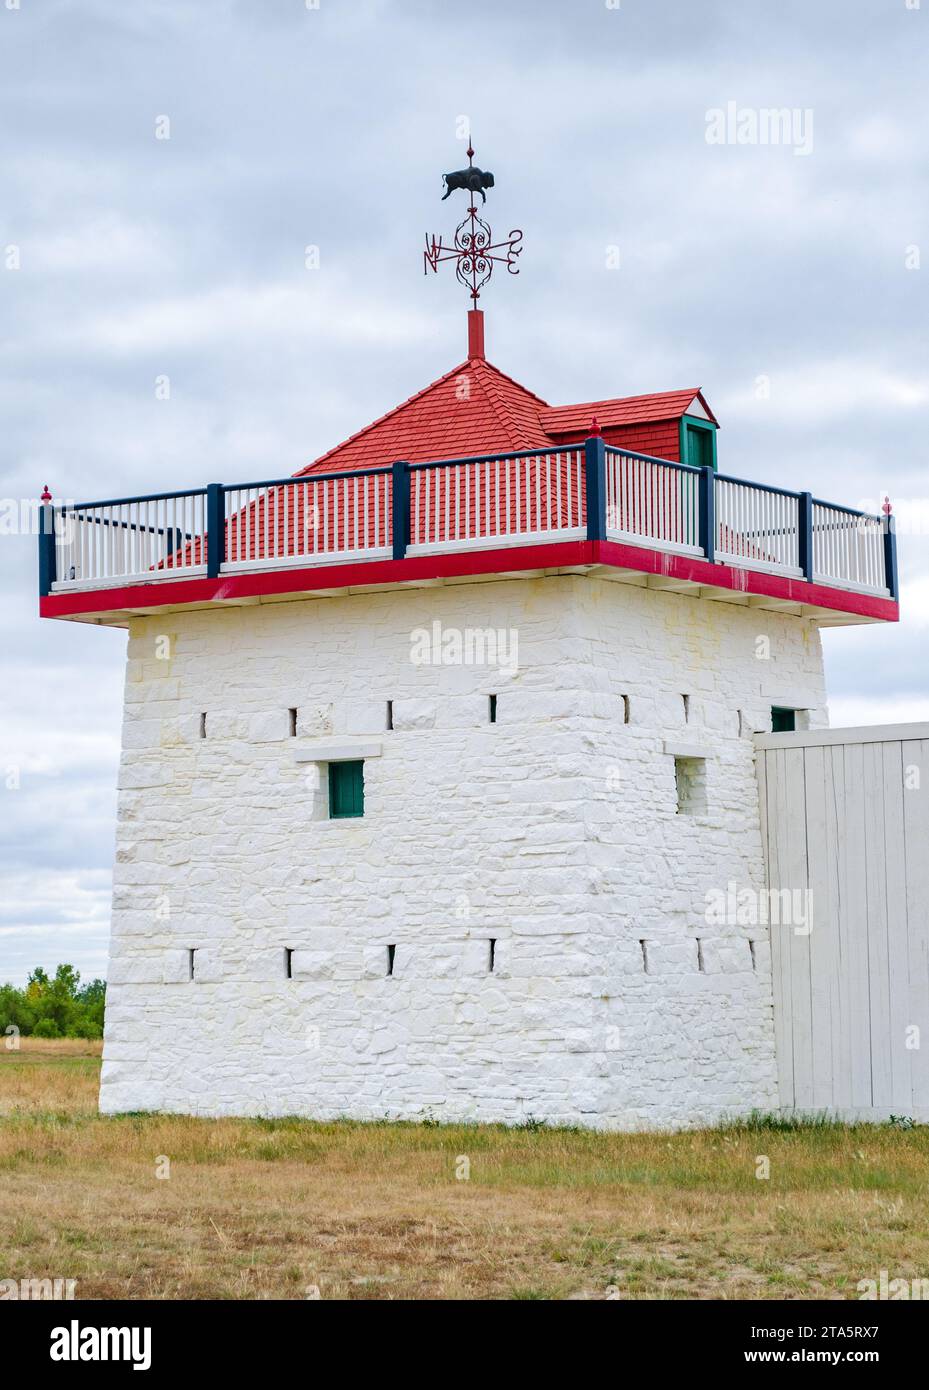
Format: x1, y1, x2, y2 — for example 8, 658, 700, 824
206, 711, 242, 741
176, 712, 204, 744
398, 941, 466, 978
701, 937, 754, 975
663, 740, 710, 760
162, 949, 192, 984
192, 948, 224, 984
644, 939, 699, 976
108, 955, 165, 986
117, 763, 174, 790
291, 949, 334, 981
461, 938, 494, 976
655, 693, 688, 727
294, 740, 382, 762
296, 704, 334, 737
333, 700, 388, 736
252, 947, 289, 982
247, 710, 291, 743
391, 699, 436, 730
362, 944, 392, 979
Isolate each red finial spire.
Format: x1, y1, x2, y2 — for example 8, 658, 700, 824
40, 484, 52, 503
882, 495, 892, 516
588, 417, 602, 437
468, 308, 485, 360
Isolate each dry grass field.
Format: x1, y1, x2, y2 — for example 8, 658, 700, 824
2, 1038, 928, 1300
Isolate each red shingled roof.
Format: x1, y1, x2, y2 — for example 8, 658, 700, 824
295, 361, 716, 477
295, 357, 552, 475
539, 389, 718, 436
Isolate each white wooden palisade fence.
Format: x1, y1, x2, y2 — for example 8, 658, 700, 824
756, 724, 929, 1121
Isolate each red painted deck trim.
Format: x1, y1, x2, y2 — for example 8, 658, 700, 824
39, 539, 900, 624
595, 541, 900, 622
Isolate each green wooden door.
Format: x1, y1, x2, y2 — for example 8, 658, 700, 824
686, 424, 714, 471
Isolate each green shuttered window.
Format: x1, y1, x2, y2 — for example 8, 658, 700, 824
328, 760, 365, 818
770, 707, 796, 733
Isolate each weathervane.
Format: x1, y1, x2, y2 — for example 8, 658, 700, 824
424, 142, 523, 304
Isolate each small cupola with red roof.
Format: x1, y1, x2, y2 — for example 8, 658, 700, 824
541, 390, 719, 469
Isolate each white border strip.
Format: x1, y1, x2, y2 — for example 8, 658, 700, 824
755, 722, 929, 749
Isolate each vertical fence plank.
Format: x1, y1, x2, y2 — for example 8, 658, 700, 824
804, 744, 835, 1109
863, 740, 892, 1108
903, 740, 929, 1110
766, 749, 796, 1109
881, 739, 912, 1113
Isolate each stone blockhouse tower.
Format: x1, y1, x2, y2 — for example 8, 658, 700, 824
38, 296, 899, 1127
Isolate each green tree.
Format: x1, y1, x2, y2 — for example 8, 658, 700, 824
1, 965, 106, 1038
0, 983, 34, 1036
75, 978, 106, 1037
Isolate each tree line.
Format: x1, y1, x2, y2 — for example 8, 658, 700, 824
1, 964, 105, 1039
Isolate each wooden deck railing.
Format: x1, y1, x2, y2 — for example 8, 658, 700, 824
39, 439, 897, 601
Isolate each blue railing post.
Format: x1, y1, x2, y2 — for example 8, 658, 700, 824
392, 460, 410, 560
883, 514, 899, 600
206, 483, 224, 578
798, 490, 814, 581
698, 464, 715, 562
584, 434, 606, 541
38, 497, 56, 597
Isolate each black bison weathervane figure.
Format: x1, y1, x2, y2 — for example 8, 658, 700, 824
442, 164, 495, 203
424, 142, 522, 304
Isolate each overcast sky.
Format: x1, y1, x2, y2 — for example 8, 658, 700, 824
1, 0, 927, 985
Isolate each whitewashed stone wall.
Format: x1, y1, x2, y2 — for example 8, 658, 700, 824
100, 574, 828, 1128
